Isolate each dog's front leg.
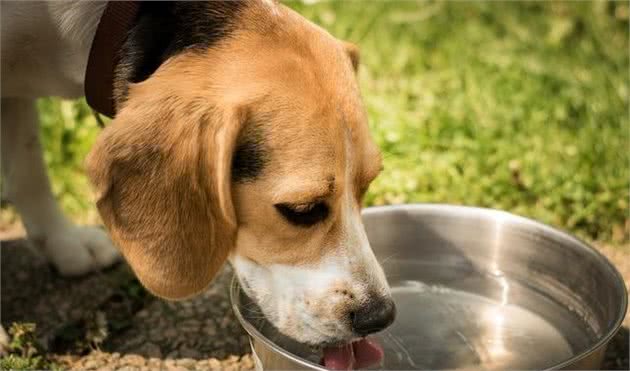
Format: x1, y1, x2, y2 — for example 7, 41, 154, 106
1, 98, 120, 275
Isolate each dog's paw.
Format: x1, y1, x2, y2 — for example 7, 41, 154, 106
39, 225, 121, 276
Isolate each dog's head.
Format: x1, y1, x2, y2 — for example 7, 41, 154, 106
87, 0, 394, 346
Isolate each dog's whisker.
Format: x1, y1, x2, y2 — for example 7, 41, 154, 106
379, 252, 400, 266
383, 330, 418, 367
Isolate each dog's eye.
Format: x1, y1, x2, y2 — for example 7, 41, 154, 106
274, 202, 329, 227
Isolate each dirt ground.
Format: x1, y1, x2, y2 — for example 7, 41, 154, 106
1, 235, 253, 370
1, 231, 628, 370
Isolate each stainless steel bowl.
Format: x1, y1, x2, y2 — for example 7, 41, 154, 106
231, 204, 627, 370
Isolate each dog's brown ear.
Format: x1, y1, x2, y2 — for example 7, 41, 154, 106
343, 41, 360, 71
86, 75, 243, 300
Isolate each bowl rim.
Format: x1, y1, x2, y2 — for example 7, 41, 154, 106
230, 203, 628, 370
230, 277, 329, 371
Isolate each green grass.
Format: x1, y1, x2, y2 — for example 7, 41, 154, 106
0, 323, 62, 371
28, 1, 629, 244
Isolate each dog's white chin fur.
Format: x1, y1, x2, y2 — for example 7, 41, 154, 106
230, 253, 388, 345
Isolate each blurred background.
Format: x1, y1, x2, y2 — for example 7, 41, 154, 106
3, 1, 627, 247
1, 1, 628, 369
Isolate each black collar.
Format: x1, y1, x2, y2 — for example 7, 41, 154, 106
85, 1, 140, 118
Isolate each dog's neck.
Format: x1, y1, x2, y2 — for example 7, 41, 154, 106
109, 2, 249, 115
1, 1, 277, 103
79, 1, 252, 117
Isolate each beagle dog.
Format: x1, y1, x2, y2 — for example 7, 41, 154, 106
1, 0, 395, 360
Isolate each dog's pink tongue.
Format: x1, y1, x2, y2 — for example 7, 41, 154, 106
323, 343, 354, 370
322, 338, 384, 370
352, 338, 384, 369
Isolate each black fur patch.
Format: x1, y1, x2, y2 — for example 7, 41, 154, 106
114, 1, 246, 105
232, 123, 268, 183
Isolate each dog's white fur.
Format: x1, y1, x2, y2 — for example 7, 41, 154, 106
231, 170, 389, 344
1, 1, 118, 351
2, 1, 119, 276
2, 2, 106, 98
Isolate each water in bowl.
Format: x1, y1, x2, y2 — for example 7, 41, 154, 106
377, 280, 573, 370
241, 260, 598, 370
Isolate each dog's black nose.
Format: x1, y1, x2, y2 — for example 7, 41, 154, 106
351, 296, 396, 336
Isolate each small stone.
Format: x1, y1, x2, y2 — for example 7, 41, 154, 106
207, 358, 222, 370
164, 328, 178, 338
181, 301, 193, 308
220, 317, 231, 328
125, 336, 145, 348
240, 354, 255, 370
171, 338, 185, 349
195, 360, 208, 367
138, 342, 163, 358
203, 325, 216, 336
117, 367, 139, 371
122, 354, 147, 367
164, 359, 177, 368
147, 358, 163, 369
179, 347, 202, 359
176, 357, 196, 368
83, 359, 102, 370
157, 317, 167, 328
188, 319, 201, 326
149, 329, 163, 341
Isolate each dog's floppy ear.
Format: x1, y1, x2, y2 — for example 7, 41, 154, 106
343, 41, 360, 71
86, 74, 243, 300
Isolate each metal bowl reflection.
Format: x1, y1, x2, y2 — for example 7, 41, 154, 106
231, 204, 627, 370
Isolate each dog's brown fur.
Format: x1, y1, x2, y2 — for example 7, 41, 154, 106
87, 1, 381, 301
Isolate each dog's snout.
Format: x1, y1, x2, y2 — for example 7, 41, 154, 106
351, 296, 396, 336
